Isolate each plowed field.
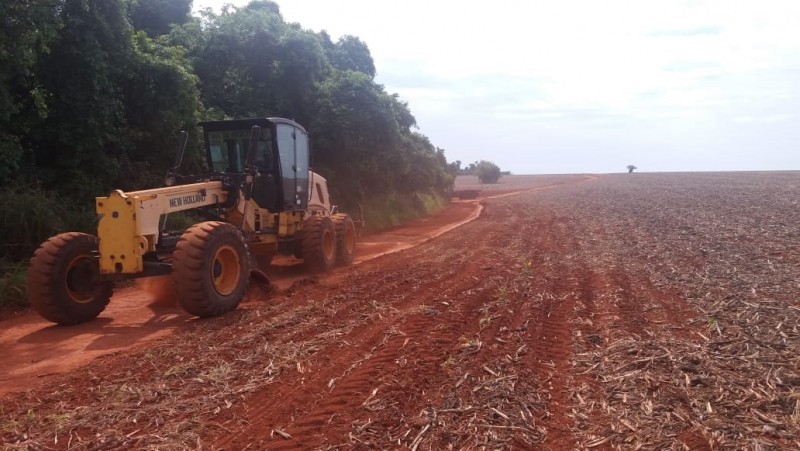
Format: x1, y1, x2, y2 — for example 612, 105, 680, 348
2, 172, 798, 450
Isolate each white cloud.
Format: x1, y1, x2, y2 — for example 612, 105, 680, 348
195, 0, 800, 173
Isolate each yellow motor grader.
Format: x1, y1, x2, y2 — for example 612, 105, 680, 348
27, 118, 356, 325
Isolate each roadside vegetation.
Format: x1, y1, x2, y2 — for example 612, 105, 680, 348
454, 160, 505, 184
0, 0, 456, 309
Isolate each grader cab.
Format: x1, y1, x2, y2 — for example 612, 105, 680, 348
27, 118, 356, 325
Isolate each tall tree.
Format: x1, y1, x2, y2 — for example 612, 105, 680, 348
329, 35, 376, 78
121, 31, 203, 188
0, 0, 63, 180
27, 0, 203, 194
32, 0, 134, 196
187, 1, 288, 117
129, 0, 192, 37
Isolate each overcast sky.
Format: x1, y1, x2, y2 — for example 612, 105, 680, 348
194, 0, 800, 174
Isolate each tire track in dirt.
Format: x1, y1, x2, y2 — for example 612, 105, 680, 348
212, 200, 535, 449
481, 188, 705, 449
269, 264, 478, 449
512, 204, 583, 450
329, 202, 544, 449
534, 182, 709, 449
267, 263, 491, 449
213, 237, 503, 448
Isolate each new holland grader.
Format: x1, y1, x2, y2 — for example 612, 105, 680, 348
26, 118, 356, 325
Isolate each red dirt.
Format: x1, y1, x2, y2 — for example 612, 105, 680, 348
2, 172, 798, 450
0, 176, 586, 398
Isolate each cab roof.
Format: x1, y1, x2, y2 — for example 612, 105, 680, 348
198, 117, 307, 133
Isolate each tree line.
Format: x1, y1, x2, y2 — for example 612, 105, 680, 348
0, 0, 457, 268
451, 160, 506, 184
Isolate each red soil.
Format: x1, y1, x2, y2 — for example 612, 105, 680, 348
3, 172, 797, 450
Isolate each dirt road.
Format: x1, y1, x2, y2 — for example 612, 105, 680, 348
0, 175, 587, 398
2, 172, 797, 450
0, 197, 477, 397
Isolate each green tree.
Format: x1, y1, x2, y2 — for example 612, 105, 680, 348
0, 0, 459, 267
328, 35, 376, 77
31, 0, 135, 196
0, 0, 204, 271
121, 31, 203, 188
475, 160, 502, 184
0, 0, 63, 180
311, 70, 405, 202
184, 1, 327, 122
627, 164, 637, 173
20, 0, 203, 195
129, 0, 192, 37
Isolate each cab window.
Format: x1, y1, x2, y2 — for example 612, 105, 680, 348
207, 128, 274, 172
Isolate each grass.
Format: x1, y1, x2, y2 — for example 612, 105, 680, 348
162, 211, 205, 232
363, 189, 449, 231
0, 263, 27, 310
0, 184, 95, 263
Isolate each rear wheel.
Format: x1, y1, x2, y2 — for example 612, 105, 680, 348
301, 216, 337, 272
26, 232, 113, 325
172, 221, 250, 318
331, 213, 356, 266
292, 241, 303, 259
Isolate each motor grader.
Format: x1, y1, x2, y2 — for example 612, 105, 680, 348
27, 117, 356, 325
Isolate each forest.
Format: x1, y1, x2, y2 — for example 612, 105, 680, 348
0, 0, 456, 304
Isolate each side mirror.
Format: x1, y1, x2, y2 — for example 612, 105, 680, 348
172, 131, 188, 171
245, 125, 260, 168
165, 131, 188, 185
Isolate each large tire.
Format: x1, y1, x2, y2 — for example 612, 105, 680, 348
172, 221, 250, 318
26, 232, 113, 325
301, 216, 337, 273
292, 240, 303, 260
331, 213, 356, 266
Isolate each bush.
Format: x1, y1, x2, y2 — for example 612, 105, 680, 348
362, 189, 449, 230
0, 184, 95, 263
475, 160, 502, 184
163, 211, 204, 232
0, 184, 98, 310
0, 263, 28, 310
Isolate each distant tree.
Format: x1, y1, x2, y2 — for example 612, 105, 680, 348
627, 164, 637, 173
464, 162, 477, 174
475, 160, 502, 184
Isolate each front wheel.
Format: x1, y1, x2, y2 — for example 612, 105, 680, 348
26, 232, 113, 325
172, 221, 250, 318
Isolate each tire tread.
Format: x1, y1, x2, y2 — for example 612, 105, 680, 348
301, 216, 336, 273
26, 232, 113, 325
172, 221, 250, 318
331, 213, 356, 266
